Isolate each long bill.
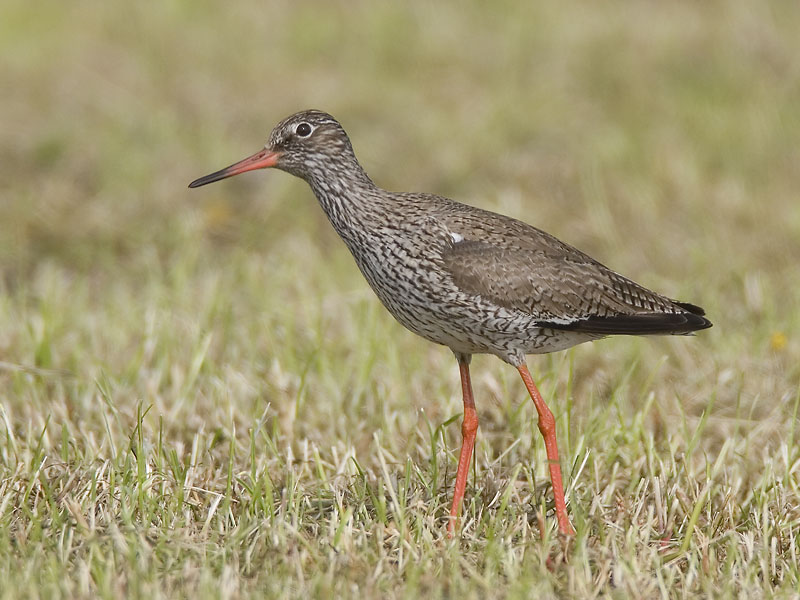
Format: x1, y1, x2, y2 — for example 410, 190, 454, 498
188, 148, 282, 188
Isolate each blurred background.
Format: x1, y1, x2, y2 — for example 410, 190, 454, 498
3, 0, 798, 423
2, 0, 800, 594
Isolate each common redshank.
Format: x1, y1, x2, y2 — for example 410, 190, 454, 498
189, 110, 711, 537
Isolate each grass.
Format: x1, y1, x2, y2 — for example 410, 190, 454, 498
1, 0, 800, 597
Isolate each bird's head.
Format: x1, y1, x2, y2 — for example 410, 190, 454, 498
189, 110, 354, 188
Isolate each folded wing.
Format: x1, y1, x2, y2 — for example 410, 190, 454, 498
440, 234, 711, 336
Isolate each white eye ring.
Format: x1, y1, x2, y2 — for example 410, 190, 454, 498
295, 122, 314, 137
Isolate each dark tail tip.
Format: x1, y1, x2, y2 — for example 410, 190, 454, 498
675, 301, 712, 330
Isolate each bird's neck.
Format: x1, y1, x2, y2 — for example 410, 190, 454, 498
304, 160, 384, 246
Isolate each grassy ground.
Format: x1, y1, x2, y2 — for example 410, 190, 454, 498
2, 0, 800, 597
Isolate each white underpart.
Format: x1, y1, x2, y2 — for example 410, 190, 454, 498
450, 232, 464, 243
541, 315, 580, 325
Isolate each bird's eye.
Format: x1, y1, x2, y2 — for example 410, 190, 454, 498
295, 122, 313, 137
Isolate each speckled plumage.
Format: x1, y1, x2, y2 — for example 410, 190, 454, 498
215, 110, 710, 365
190, 109, 712, 536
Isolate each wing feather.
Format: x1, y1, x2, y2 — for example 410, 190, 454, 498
439, 233, 711, 336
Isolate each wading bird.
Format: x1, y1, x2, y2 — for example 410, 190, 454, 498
189, 110, 711, 536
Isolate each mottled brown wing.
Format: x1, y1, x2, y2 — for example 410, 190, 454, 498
440, 237, 710, 335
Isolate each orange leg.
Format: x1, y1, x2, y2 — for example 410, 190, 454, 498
448, 354, 478, 536
517, 363, 575, 536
